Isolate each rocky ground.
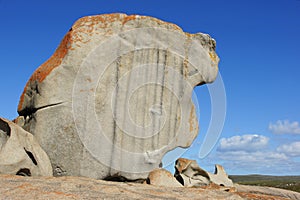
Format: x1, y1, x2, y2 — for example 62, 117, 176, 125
1, 174, 299, 200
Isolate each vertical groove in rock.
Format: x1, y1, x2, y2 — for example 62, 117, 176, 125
111, 56, 121, 174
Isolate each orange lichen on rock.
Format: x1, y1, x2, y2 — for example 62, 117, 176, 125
175, 158, 191, 173
34, 32, 72, 83
189, 105, 196, 132
122, 14, 140, 25
209, 51, 218, 63
72, 14, 121, 31
73, 13, 183, 32
17, 13, 188, 112
237, 192, 289, 200
18, 30, 73, 112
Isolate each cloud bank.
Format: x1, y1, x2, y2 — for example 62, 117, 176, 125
269, 120, 300, 134
218, 134, 269, 152
277, 141, 300, 157
214, 134, 299, 175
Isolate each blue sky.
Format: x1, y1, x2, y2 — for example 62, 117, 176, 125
0, 0, 299, 175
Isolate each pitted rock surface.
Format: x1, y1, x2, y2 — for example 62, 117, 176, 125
17, 13, 219, 180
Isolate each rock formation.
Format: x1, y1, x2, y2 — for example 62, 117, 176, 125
175, 158, 210, 187
16, 13, 219, 180
208, 164, 233, 187
174, 158, 233, 187
0, 118, 52, 176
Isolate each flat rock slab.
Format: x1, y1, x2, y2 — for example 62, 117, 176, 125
235, 184, 300, 200
17, 13, 219, 180
0, 174, 241, 200
1, 174, 297, 200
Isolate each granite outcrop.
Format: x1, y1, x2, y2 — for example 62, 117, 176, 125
16, 13, 219, 180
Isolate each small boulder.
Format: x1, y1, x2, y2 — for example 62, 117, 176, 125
0, 118, 52, 176
147, 168, 183, 187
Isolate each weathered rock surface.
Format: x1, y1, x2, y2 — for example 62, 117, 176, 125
174, 158, 233, 187
235, 184, 300, 200
208, 164, 233, 187
174, 158, 211, 187
17, 13, 219, 180
1, 174, 298, 200
146, 168, 183, 187
0, 118, 52, 176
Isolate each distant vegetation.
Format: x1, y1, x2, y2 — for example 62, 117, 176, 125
230, 175, 300, 193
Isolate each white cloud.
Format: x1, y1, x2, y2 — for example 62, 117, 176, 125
207, 133, 300, 175
214, 150, 293, 175
217, 150, 288, 163
277, 141, 300, 157
269, 120, 300, 134
218, 134, 269, 152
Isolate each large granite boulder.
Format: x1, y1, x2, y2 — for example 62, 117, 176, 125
17, 13, 219, 180
0, 118, 52, 176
